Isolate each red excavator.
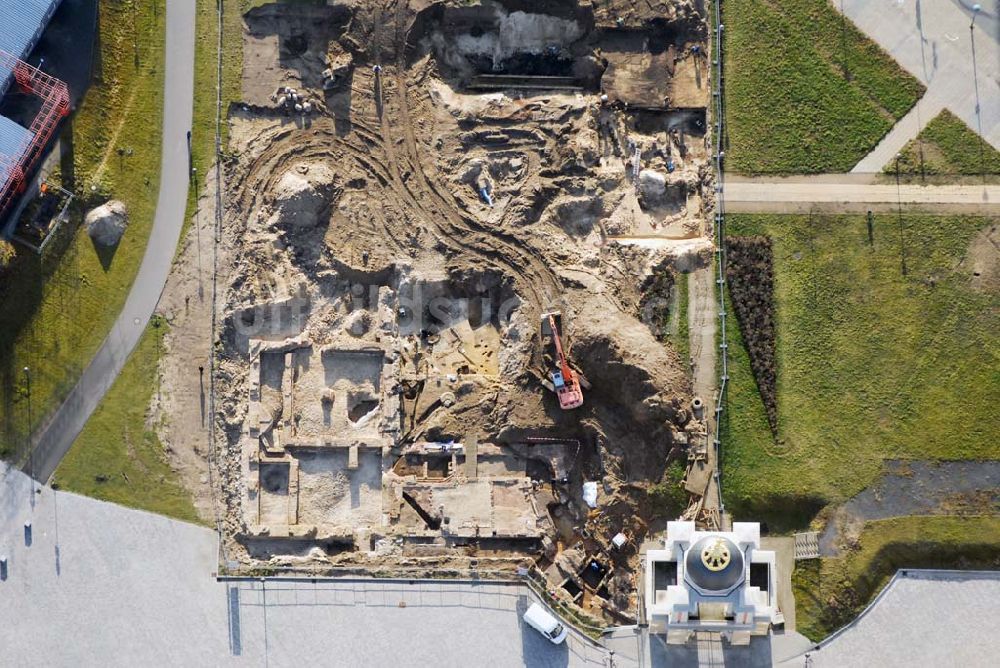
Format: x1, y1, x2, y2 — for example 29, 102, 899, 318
543, 312, 584, 410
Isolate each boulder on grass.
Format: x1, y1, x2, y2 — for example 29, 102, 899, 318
85, 200, 129, 247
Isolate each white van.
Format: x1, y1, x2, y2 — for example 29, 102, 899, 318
523, 602, 568, 644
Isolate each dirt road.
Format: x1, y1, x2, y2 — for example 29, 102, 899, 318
153, 168, 223, 522
687, 265, 719, 511
687, 267, 716, 405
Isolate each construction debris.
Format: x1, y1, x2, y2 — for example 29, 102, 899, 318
270, 86, 315, 115
204, 0, 716, 624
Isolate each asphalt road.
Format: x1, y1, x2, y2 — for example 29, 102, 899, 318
23, 0, 196, 482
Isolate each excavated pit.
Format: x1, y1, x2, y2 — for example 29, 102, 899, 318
211, 0, 714, 625
412, 1, 597, 89
410, 0, 708, 102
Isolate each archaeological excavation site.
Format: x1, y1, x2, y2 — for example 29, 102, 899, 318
214, 0, 718, 624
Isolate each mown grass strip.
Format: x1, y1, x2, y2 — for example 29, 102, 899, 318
676, 272, 690, 366
188, 0, 244, 222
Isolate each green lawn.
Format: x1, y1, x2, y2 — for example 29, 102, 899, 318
52, 316, 201, 523
50, 0, 245, 518
889, 109, 1000, 176
0, 1, 166, 459
720, 214, 999, 523
793, 516, 1000, 641
723, 0, 924, 174
190, 0, 244, 216
648, 459, 691, 519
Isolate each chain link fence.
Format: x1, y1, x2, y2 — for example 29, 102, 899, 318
710, 0, 729, 514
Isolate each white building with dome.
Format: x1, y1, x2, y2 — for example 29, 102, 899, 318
645, 520, 783, 645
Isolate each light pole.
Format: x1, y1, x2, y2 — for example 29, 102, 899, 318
24, 366, 34, 501
971, 3, 982, 29
969, 4, 986, 183
895, 154, 907, 276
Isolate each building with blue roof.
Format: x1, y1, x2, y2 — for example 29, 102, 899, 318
0, 0, 63, 96
0, 0, 65, 227
0, 114, 34, 189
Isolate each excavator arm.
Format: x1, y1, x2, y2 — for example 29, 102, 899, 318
545, 313, 584, 410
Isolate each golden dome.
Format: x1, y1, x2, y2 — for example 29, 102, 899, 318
700, 537, 732, 572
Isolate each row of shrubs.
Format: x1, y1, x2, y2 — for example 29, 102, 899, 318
726, 235, 778, 434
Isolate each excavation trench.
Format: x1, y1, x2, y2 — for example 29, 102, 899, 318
203, 0, 714, 627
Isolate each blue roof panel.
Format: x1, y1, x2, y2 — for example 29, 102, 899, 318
0, 115, 34, 189
0, 0, 62, 61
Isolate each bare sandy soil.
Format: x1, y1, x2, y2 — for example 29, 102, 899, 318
158, 0, 717, 623
153, 169, 223, 524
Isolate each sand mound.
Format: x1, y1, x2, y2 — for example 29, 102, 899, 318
638, 169, 699, 211
573, 298, 687, 425
968, 224, 999, 293
268, 162, 337, 229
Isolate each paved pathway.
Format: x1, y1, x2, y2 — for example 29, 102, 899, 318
776, 571, 1000, 667
818, 460, 1000, 557
1, 463, 613, 666
856, 97, 946, 174
23, 0, 196, 483
5, 463, 993, 666
843, 0, 1000, 172
1, 462, 225, 665
724, 176, 1000, 213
